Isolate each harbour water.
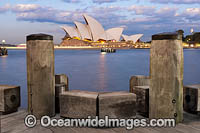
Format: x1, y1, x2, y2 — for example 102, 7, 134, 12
0, 49, 200, 108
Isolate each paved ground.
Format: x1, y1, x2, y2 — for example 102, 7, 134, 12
1, 109, 200, 133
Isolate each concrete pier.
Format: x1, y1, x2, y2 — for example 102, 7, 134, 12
0, 85, 20, 114
150, 32, 184, 123
26, 33, 55, 119
2, 109, 200, 132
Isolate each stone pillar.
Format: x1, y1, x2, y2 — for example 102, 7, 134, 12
183, 85, 200, 113
0, 85, 20, 114
55, 83, 66, 113
149, 32, 183, 123
26, 34, 55, 119
129, 75, 149, 93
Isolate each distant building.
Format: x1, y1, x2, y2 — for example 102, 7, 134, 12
0, 44, 15, 47
184, 35, 193, 43
60, 14, 143, 46
184, 32, 200, 44
16, 44, 26, 47
192, 32, 200, 43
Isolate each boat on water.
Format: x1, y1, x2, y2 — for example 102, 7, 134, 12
101, 48, 116, 53
0, 47, 8, 56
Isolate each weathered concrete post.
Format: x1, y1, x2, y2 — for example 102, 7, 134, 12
55, 74, 68, 113
183, 85, 200, 113
0, 85, 20, 114
129, 75, 149, 93
26, 33, 55, 119
149, 32, 183, 123
55, 74, 69, 91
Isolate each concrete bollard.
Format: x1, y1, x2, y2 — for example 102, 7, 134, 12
55, 74, 69, 91
26, 33, 55, 119
55, 83, 66, 113
98, 92, 137, 119
0, 85, 20, 114
183, 85, 200, 114
55, 74, 68, 113
129, 75, 149, 93
132, 86, 149, 117
149, 32, 183, 123
60, 90, 98, 118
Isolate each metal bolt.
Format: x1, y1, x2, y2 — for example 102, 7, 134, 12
172, 99, 176, 104
174, 113, 177, 117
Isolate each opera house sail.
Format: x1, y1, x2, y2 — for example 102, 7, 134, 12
122, 34, 143, 43
74, 21, 92, 40
106, 28, 124, 42
61, 26, 80, 38
83, 14, 107, 41
60, 14, 144, 46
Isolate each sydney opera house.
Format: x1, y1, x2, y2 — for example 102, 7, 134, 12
60, 14, 144, 48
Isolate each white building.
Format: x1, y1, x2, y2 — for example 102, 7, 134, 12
61, 14, 143, 42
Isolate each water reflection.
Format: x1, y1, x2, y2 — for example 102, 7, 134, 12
97, 53, 107, 91
0, 55, 8, 71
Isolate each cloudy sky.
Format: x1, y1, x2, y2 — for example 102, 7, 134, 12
0, 0, 200, 44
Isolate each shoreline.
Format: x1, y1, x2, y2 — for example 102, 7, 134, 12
3, 46, 150, 50
2, 46, 200, 50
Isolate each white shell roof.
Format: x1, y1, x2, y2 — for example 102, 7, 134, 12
83, 14, 107, 41
74, 21, 92, 40
122, 34, 143, 43
61, 26, 80, 38
60, 14, 144, 42
106, 27, 124, 41
121, 34, 129, 41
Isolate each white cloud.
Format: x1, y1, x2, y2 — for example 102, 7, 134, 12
128, 5, 155, 15
12, 4, 40, 12
62, 0, 81, 3
185, 8, 200, 15
92, 0, 117, 4
11, 4, 85, 24
150, 0, 200, 4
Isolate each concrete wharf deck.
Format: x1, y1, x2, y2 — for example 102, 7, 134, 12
1, 109, 200, 133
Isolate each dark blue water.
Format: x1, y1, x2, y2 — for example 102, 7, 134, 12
0, 49, 200, 108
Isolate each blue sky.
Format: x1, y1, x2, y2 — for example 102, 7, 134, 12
0, 0, 200, 44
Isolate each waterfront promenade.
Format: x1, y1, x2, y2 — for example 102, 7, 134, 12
3, 46, 100, 50
3, 46, 148, 50
1, 109, 200, 133
3, 45, 200, 50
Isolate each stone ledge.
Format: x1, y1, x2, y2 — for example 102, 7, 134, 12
98, 91, 137, 119
60, 90, 137, 119
60, 90, 98, 118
